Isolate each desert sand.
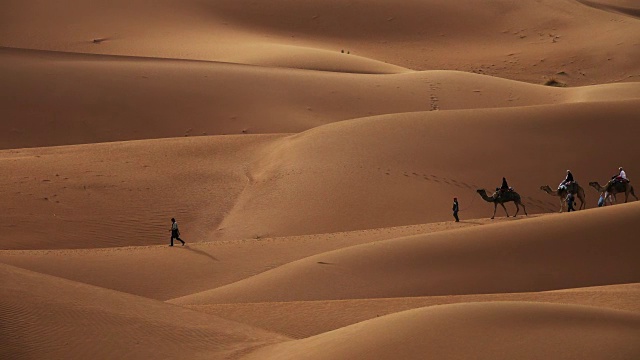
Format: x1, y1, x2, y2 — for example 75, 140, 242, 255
1, 0, 639, 359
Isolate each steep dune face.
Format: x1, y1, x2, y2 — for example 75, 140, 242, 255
172, 202, 640, 304
218, 100, 640, 240
243, 302, 640, 360
577, 0, 640, 18
0, 263, 287, 360
0, 135, 280, 250
3, 99, 639, 249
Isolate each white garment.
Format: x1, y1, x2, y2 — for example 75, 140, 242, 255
172, 222, 178, 231
620, 170, 627, 180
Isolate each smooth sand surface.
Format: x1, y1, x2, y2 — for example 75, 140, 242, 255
1, 1, 639, 359
170, 202, 640, 304
189, 283, 640, 339
0, 263, 288, 360
243, 302, 640, 360
2, 47, 640, 149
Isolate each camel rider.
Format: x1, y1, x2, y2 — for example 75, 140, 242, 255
559, 170, 574, 190
501, 177, 510, 192
494, 177, 511, 198
611, 167, 629, 184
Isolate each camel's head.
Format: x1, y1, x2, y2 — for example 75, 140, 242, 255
539, 185, 550, 191
476, 189, 485, 194
588, 181, 598, 187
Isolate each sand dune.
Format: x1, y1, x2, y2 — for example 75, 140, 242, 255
4, 46, 640, 150
3, 98, 639, 249
172, 202, 640, 304
0, 263, 287, 360
0, 221, 484, 300
2, 0, 639, 85
217, 100, 640, 240
243, 302, 640, 360
190, 283, 640, 339
578, 0, 640, 18
3, 0, 639, 358
0, 135, 280, 249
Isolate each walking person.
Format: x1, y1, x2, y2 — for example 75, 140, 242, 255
170, 218, 185, 246
566, 193, 576, 212
452, 197, 460, 222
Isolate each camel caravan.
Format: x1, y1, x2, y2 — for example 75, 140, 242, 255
475, 167, 635, 219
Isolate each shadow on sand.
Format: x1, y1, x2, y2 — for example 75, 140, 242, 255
180, 245, 219, 262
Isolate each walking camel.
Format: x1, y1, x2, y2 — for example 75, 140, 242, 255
539, 183, 586, 212
476, 189, 528, 219
588, 181, 638, 203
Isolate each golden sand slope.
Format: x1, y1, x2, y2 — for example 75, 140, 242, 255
0, 221, 486, 300
578, 0, 640, 18
0, 49, 633, 150
1, 1, 639, 358
216, 100, 640, 240
2, 46, 640, 149
1, 0, 639, 84
0, 135, 280, 249
171, 202, 640, 304
189, 283, 640, 339
0, 263, 287, 360
3, 98, 639, 249
243, 302, 640, 360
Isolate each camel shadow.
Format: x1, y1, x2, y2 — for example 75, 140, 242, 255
181, 246, 219, 262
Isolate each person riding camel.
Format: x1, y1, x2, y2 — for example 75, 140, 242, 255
559, 170, 574, 190
494, 177, 511, 198
611, 167, 629, 184
501, 177, 510, 192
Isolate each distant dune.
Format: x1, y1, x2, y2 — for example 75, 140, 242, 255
1, 0, 639, 359
2, 0, 639, 85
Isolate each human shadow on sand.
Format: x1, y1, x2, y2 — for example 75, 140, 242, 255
180, 246, 219, 262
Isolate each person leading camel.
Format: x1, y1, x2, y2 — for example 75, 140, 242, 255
452, 197, 459, 222
566, 193, 576, 212
559, 170, 574, 190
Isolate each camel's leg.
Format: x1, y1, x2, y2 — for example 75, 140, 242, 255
491, 203, 497, 219
514, 203, 520, 217
500, 203, 510, 217
631, 188, 639, 201
520, 201, 528, 216
559, 198, 564, 213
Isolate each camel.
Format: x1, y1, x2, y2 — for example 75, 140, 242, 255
540, 183, 586, 212
476, 189, 528, 219
588, 181, 638, 203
